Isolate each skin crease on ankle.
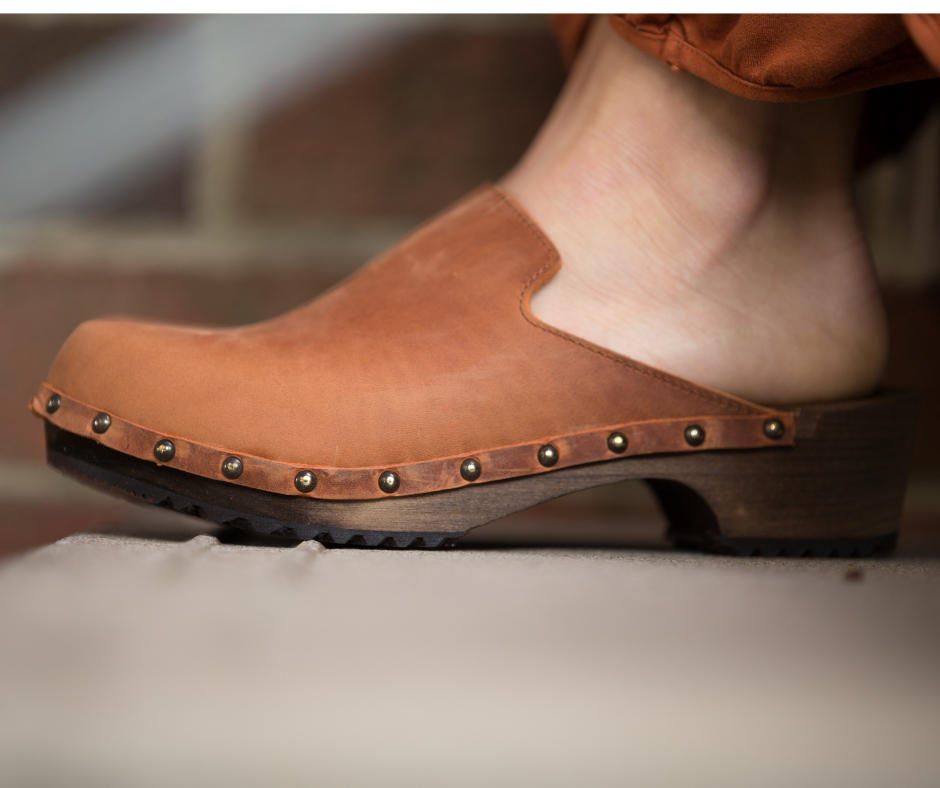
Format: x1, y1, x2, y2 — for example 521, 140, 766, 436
501, 17, 888, 406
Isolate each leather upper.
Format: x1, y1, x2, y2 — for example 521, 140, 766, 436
35, 186, 791, 497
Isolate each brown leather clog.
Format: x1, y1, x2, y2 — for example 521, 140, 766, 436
31, 186, 917, 555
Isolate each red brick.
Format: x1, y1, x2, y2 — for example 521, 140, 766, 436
241, 28, 566, 222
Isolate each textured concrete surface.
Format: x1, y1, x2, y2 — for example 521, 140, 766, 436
0, 506, 938, 788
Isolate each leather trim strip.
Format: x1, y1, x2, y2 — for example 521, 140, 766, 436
32, 383, 797, 501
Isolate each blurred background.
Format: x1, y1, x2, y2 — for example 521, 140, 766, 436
0, 13, 939, 555
0, 16, 938, 787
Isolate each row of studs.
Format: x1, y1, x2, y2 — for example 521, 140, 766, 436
45, 393, 786, 495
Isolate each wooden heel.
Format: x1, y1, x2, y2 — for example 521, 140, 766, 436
648, 391, 918, 556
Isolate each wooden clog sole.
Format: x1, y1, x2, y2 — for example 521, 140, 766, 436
43, 391, 917, 556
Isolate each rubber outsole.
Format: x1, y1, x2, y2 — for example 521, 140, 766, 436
47, 427, 465, 549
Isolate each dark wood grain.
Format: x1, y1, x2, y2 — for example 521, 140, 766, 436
45, 391, 917, 554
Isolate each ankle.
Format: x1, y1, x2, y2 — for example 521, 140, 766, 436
504, 17, 773, 271
500, 16, 887, 405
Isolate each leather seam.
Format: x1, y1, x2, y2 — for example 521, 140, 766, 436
492, 188, 756, 416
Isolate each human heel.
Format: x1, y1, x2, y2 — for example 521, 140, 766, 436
646, 392, 918, 557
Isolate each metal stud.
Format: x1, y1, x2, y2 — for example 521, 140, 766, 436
92, 413, 111, 434
537, 444, 559, 467
684, 425, 705, 447
763, 418, 785, 440
154, 439, 175, 462
295, 469, 317, 493
460, 458, 482, 482
221, 456, 243, 479
378, 470, 400, 494
607, 432, 628, 454
46, 394, 61, 414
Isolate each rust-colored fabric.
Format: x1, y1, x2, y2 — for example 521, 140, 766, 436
551, 14, 939, 102
38, 187, 790, 498
905, 13, 940, 73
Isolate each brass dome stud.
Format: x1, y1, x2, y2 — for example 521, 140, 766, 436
46, 394, 61, 414
153, 440, 176, 462
221, 456, 243, 479
460, 458, 482, 482
763, 419, 785, 440
538, 444, 559, 467
684, 425, 705, 447
607, 432, 628, 454
92, 413, 111, 434
378, 471, 400, 494
295, 470, 317, 493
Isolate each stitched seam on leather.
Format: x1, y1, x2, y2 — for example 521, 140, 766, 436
624, 22, 933, 95
493, 189, 756, 416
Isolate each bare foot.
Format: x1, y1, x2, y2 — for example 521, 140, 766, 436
502, 17, 887, 405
